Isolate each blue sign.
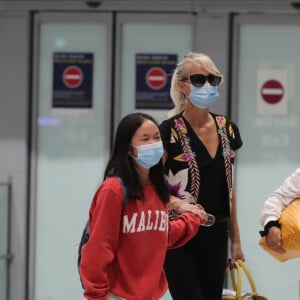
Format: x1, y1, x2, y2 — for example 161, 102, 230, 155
53, 52, 93, 108
135, 53, 177, 109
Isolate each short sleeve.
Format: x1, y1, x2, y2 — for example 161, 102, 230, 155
159, 119, 172, 154
228, 120, 243, 151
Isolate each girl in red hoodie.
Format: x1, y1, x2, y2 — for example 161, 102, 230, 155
79, 112, 206, 300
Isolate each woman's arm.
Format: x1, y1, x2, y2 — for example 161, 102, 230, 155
167, 212, 201, 249
228, 190, 245, 267
260, 167, 300, 227
168, 195, 208, 223
260, 167, 300, 253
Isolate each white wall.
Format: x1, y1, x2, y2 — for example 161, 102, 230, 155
0, 12, 30, 300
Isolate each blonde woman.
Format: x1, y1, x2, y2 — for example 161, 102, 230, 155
160, 52, 245, 300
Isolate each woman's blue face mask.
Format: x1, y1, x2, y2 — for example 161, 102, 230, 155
188, 83, 220, 109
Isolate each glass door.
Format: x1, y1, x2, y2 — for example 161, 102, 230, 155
115, 13, 195, 127
30, 12, 113, 300
0, 183, 11, 300
115, 14, 195, 299
31, 11, 196, 300
232, 14, 300, 300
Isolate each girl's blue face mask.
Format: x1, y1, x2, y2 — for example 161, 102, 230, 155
131, 141, 163, 169
188, 83, 219, 109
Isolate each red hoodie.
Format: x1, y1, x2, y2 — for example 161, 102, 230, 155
80, 177, 201, 300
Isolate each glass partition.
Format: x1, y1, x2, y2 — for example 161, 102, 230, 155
232, 15, 300, 300
115, 13, 195, 128
32, 13, 113, 300
0, 183, 11, 300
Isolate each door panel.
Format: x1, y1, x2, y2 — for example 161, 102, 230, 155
115, 13, 195, 127
232, 14, 300, 300
31, 11, 195, 300
0, 183, 10, 300
31, 12, 113, 300
116, 14, 195, 299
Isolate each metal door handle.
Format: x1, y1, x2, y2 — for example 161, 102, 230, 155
0, 253, 13, 261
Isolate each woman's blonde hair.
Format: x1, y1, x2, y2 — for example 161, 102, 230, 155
168, 52, 224, 118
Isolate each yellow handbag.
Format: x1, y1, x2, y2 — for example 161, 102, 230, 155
259, 198, 300, 262
222, 260, 268, 300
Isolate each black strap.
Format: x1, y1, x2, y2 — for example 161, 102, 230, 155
259, 220, 281, 237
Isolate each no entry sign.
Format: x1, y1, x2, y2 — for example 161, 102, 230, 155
53, 52, 93, 108
257, 67, 288, 115
260, 79, 284, 104
146, 67, 167, 90
63, 66, 83, 88
135, 53, 177, 109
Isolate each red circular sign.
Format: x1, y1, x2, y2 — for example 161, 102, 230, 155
146, 67, 167, 90
63, 66, 83, 88
260, 80, 284, 104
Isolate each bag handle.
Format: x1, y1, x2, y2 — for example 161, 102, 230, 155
230, 259, 258, 298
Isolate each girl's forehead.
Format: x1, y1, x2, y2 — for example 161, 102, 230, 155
140, 119, 156, 129
134, 120, 159, 135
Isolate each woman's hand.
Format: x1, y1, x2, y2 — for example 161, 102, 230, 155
228, 241, 245, 269
168, 195, 208, 224
227, 190, 245, 269
178, 202, 208, 224
266, 226, 286, 253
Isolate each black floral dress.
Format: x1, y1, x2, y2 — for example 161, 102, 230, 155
159, 112, 243, 300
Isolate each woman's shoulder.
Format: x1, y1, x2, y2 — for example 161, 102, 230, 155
160, 113, 185, 135
294, 167, 300, 175
211, 112, 242, 149
159, 113, 182, 145
160, 113, 182, 128
211, 112, 233, 125
211, 112, 240, 132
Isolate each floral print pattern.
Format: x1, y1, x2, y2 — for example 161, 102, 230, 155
165, 169, 194, 203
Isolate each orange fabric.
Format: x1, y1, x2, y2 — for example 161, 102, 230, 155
259, 198, 300, 262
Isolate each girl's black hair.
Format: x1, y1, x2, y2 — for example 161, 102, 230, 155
103, 112, 169, 203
